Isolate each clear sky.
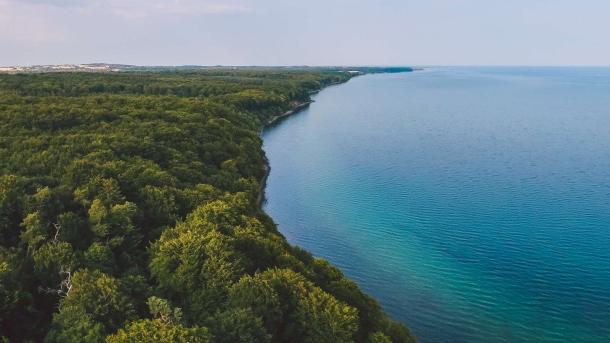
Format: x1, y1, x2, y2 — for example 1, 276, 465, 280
1, 0, 609, 66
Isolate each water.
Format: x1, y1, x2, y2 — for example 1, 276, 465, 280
261, 67, 610, 343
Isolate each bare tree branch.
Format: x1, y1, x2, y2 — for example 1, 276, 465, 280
52, 222, 61, 242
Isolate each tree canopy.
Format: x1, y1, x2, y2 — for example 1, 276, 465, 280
0, 69, 415, 342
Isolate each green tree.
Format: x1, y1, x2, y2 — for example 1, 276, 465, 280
0, 248, 27, 339
0, 175, 24, 246
147, 296, 182, 324
84, 242, 116, 274
48, 269, 136, 340
105, 319, 210, 343
207, 308, 270, 343
230, 268, 358, 342
32, 241, 76, 286
20, 212, 47, 251
56, 212, 89, 249
45, 305, 105, 343
150, 220, 243, 321
368, 332, 393, 343
0, 69, 412, 342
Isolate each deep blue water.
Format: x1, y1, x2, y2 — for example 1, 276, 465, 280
262, 67, 610, 343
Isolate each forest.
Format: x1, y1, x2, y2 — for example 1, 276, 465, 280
0, 69, 415, 342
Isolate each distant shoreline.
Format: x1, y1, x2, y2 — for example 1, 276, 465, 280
0, 64, 417, 74
256, 68, 414, 210
256, 77, 353, 208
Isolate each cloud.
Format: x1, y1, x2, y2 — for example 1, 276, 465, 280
104, 0, 251, 19
0, 0, 251, 58
5, 0, 89, 7
3, 0, 251, 16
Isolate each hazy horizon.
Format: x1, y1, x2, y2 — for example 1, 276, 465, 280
2, 0, 610, 66
5, 63, 610, 68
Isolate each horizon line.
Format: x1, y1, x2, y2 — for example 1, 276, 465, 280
2, 63, 610, 68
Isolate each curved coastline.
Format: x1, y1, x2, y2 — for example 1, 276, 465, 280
257, 69, 415, 209
257, 77, 354, 208
257, 72, 417, 342
0, 67, 416, 342
256, 100, 313, 208
258, 67, 610, 342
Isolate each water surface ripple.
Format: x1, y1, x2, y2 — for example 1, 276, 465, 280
262, 67, 610, 342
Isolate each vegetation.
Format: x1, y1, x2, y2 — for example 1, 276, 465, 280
0, 69, 415, 342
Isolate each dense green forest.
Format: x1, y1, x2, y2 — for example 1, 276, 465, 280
0, 69, 415, 342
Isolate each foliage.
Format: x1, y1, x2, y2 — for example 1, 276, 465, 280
0, 69, 415, 342
206, 308, 270, 343
147, 296, 183, 324
105, 319, 210, 343
229, 268, 359, 343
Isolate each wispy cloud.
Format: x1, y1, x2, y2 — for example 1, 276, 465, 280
3, 0, 251, 17
4, 0, 89, 7
105, 0, 251, 19
0, 0, 250, 48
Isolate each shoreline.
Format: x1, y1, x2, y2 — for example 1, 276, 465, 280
255, 70, 414, 208
265, 101, 313, 128
256, 77, 354, 208
255, 70, 418, 343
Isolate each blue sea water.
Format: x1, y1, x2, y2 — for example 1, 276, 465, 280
261, 67, 610, 343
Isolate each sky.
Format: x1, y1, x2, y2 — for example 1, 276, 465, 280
1, 0, 609, 66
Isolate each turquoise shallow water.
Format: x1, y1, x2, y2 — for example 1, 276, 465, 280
262, 67, 610, 343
